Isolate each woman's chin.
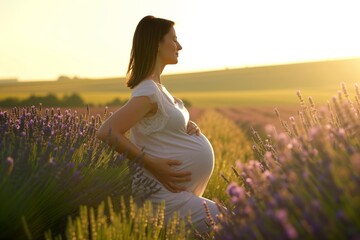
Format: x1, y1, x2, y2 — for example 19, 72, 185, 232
164, 57, 179, 65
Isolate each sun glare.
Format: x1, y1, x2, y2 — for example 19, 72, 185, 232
0, 0, 359, 80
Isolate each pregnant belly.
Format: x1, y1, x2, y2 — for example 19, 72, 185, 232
136, 133, 215, 196
169, 133, 215, 194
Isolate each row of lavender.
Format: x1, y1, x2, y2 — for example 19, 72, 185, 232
1, 82, 359, 239
0, 106, 157, 239
214, 83, 360, 239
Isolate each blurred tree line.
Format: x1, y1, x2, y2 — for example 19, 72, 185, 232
0, 93, 127, 107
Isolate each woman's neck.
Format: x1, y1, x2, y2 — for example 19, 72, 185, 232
148, 74, 161, 84
148, 59, 165, 84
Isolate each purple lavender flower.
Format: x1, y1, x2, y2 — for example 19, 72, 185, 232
226, 182, 245, 204
72, 170, 82, 183
275, 209, 298, 239
65, 162, 75, 169
275, 209, 288, 222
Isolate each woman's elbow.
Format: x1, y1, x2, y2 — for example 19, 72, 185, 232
95, 129, 103, 140
96, 125, 118, 142
95, 125, 109, 141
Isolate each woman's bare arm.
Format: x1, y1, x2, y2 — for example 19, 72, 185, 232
96, 96, 192, 192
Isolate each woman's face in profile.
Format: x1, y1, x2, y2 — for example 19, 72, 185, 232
158, 27, 182, 65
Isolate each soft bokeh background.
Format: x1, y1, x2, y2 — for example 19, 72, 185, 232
1, 0, 360, 81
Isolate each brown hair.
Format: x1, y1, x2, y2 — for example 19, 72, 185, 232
126, 15, 175, 89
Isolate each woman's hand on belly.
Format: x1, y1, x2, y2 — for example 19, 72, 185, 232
186, 120, 201, 136
143, 156, 192, 193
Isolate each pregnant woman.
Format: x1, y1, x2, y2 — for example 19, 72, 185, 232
96, 15, 220, 234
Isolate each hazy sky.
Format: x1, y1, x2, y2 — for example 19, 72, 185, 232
1, 0, 360, 81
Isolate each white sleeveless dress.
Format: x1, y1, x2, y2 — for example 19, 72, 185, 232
130, 79, 219, 233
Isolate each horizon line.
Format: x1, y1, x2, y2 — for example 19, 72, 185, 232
2, 56, 360, 83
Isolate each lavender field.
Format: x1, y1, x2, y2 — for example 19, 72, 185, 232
1, 83, 360, 239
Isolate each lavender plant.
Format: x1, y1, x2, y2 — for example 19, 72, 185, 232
215, 83, 360, 239
0, 105, 158, 239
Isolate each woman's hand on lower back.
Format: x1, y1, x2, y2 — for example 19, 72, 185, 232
143, 157, 192, 193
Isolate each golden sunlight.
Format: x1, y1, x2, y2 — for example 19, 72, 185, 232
0, 0, 359, 80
